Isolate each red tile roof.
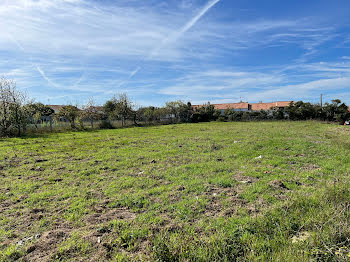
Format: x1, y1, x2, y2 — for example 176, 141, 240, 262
47, 105, 64, 113
250, 101, 293, 111
193, 102, 249, 110
213, 102, 249, 110
48, 105, 84, 113
83, 106, 104, 112
192, 101, 293, 111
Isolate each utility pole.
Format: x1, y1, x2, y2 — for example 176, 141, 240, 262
320, 94, 323, 108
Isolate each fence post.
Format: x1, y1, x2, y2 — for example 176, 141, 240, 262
50, 117, 53, 132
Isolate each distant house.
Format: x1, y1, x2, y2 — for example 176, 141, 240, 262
47, 105, 64, 114
48, 105, 101, 114
84, 106, 104, 114
192, 102, 250, 115
193, 101, 293, 114
250, 101, 293, 111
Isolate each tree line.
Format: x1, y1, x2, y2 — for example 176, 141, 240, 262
224, 100, 350, 123
0, 77, 349, 137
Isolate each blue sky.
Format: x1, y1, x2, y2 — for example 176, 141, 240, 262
1, 0, 350, 107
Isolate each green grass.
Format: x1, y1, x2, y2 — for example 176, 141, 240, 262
0, 121, 349, 261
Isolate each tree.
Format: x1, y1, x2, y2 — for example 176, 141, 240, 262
117, 93, 134, 126
144, 106, 157, 122
0, 77, 28, 136
25, 102, 54, 128
191, 103, 217, 122
82, 98, 100, 128
271, 107, 285, 120
185, 102, 194, 122
286, 101, 316, 120
103, 98, 117, 118
165, 101, 193, 123
58, 105, 80, 129
165, 101, 181, 123
323, 99, 350, 124
103, 94, 134, 126
137, 106, 159, 122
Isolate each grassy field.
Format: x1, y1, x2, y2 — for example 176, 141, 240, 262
0, 121, 349, 261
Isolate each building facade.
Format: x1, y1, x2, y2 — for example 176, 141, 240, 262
193, 101, 293, 114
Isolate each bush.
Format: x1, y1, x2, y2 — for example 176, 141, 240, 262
217, 116, 226, 122
99, 120, 114, 129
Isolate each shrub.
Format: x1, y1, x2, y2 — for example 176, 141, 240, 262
99, 120, 114, 129
217, 116, 226, 122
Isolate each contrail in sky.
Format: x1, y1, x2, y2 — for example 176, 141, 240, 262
7, 34, 25, 52
7, 32, 85, 90
7, 32, 61, 88
122, 0, 221, 85
36, 65, 60, 88
149, 0, 221, 58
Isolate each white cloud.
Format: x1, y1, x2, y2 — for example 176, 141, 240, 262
0, 0, 348, 105
1, 0, 179, 59
239, 76, 350, 105
0, 0, 335, 62
158, 69, 284, 97
157, 63, 350, 105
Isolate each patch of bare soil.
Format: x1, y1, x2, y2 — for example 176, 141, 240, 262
34, 159, 48, 163
287, 179, 303, 186
269, 180, 289, 190
23, 226, 74, 262
302, 163, 321, 171
84, 207, 136, 225
5, 157, 26, 167
204, 186, 247, 217
22, 207, 136, 261
0, 198, 12, 212
0, 195, 28, 215
235, 175, 259, 185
